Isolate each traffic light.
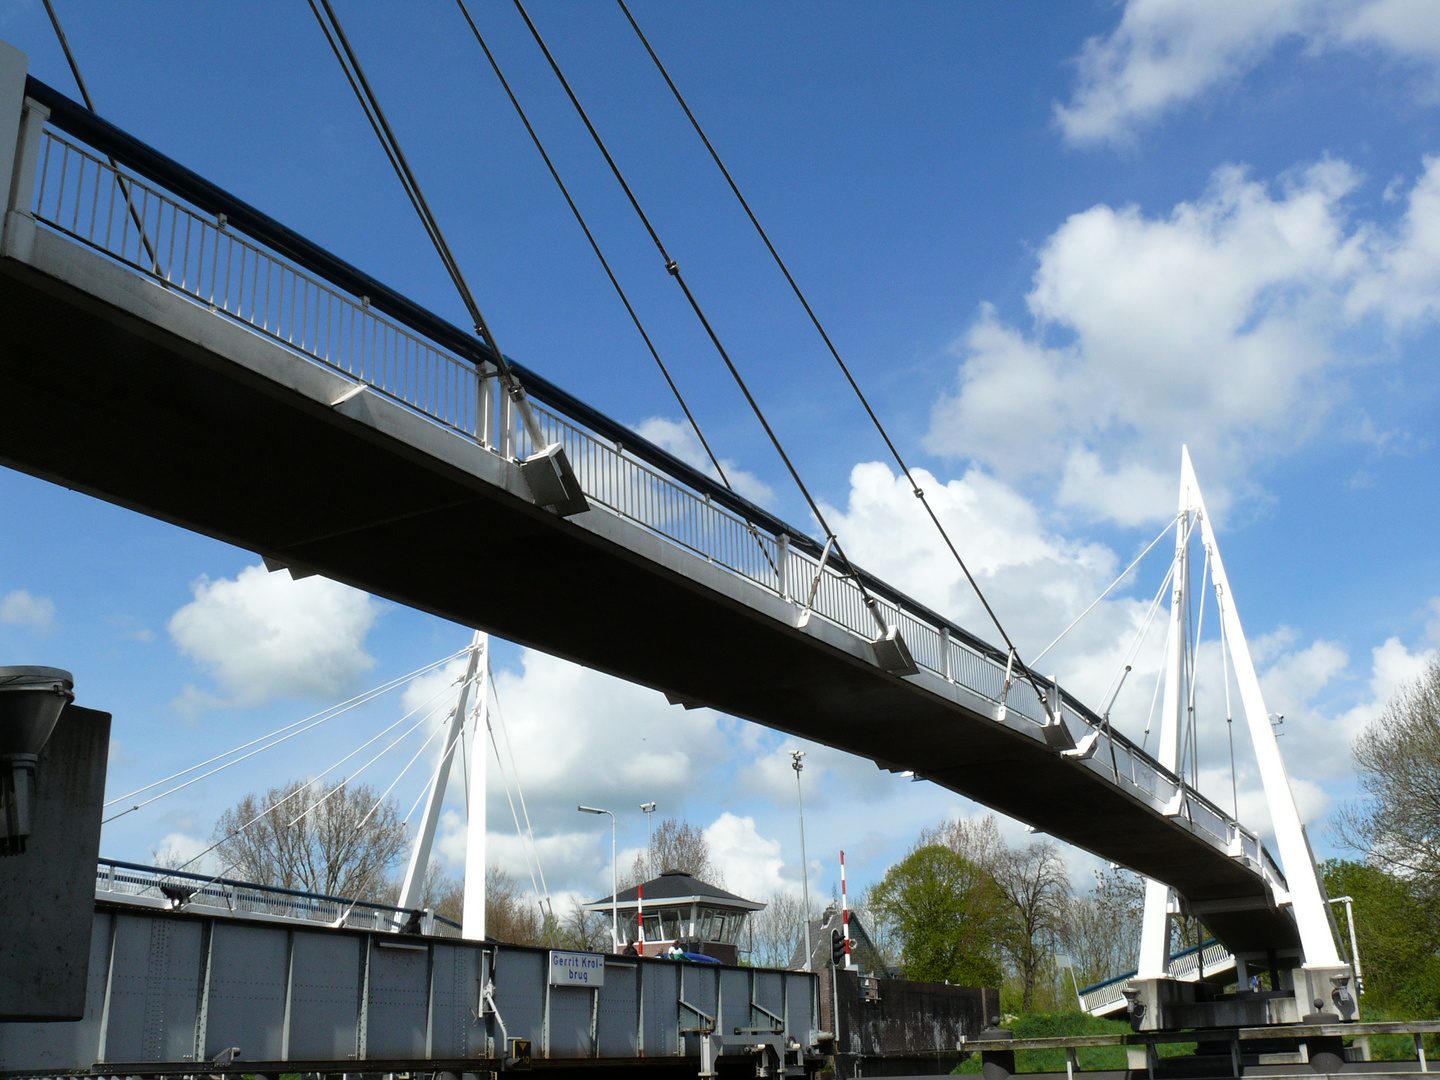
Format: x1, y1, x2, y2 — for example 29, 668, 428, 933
831, 927, 845, 966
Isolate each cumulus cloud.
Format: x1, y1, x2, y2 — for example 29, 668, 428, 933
1, 589, 56, 633
706, 813, 788, 899
820, 460, 1165, 704
1057, 0, 1440, 146
633, 417, 776, 506
928, 157, 1440, 525
168, 564, 379, 710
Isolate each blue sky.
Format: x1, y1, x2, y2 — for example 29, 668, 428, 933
2, 0, 1439, 912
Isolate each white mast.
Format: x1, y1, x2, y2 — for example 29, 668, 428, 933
394, 631, 489, 941
1137, 461, 1196, 978
1184, 449, 1340, 967
1137, 448, 1341, 975
462, 645, 490, 941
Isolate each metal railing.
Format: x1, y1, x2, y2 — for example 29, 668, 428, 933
19, 99, 1279, 894
95, 858, 462, 937
1077, 940, 1236, 1015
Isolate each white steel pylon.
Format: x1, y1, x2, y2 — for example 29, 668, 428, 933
394, 631, 489, 941
1137, 448, 1342, 977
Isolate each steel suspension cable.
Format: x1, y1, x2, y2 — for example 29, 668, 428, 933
451, 0, 776, 579
169, 676, 466, 875
614, 0, 1044, 698
1031, 517, 1176, 667
40, 0, 160, 272
307, 0, 550, 451
455, 0, 716, 489
511, 0, 969, 659
104, 650, 464, 811
284, 698, 452, 828
488, 672, 551, 906
1217, 584, 1239, 817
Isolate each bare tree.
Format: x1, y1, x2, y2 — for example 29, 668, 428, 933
1335, 660, 1440, 896
485, 865, 544, 945
993, 841, 1071, 1010
620, 817, 723, 888
855, 885, 902, 971
920, 814, 1007, 873
560, 895, 610, 952
211, 778, 407, 901
747, 890, 808, 967
1061, 866, 1144, 989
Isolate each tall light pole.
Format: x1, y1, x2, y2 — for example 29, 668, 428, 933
640, 801, 657, 879
792, 750, 813, 972
578, 805, 617, 952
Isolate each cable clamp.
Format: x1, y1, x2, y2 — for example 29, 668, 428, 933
666, 258, 680, 276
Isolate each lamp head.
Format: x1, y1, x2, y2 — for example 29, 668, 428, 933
0, 666, 74, 856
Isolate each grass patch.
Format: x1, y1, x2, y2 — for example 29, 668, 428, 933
956, 1012, 1197, 1073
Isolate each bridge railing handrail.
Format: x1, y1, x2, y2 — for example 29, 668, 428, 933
19, 78, 1279, 893
1077, 939, 1234, 1012
94, 857, 462, 936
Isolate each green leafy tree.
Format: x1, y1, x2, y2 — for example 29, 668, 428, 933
869, 844, 1009, 986
1323, 859, 1440, 1018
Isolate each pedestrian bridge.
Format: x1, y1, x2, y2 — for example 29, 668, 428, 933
0, 67, 1299, 957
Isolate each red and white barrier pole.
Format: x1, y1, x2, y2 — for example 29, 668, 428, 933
637, 881, 644, 956
840, 849, 852, 969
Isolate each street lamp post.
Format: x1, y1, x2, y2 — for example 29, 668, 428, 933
640, 801, 657, 879
578, 805, 618, 952
792, 750, 813, 972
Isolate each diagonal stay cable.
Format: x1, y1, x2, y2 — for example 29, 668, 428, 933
307, 0, 552, 453
41, 0, 160, 274
104, 650, 464, 810
615, 0, 1048, 703
1030, 517, 1176, 667
284, 694, 454, 828
489, 668, 551, 906
451, 0, 775, 579
511, 0, 907, 647
168, 676, 468, 875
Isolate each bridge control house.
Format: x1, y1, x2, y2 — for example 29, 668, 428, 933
583, 869, 763, 964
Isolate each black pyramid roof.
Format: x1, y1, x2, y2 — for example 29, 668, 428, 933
584, 868, 765, 911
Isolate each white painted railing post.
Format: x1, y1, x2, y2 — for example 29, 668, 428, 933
478, 363, 496, 449
941, 627, 953, 682
0, 40, 26, 216
2, 45, 48, 263
500, 383, 515, 459
777, 533, 790, 600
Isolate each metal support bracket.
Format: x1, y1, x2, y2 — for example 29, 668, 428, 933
1062, 729, 1102, 761
871, 624, 919, 676
518, 442, 589, 517
795, 536, 835, 629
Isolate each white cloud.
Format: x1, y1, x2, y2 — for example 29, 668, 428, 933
705, 813, 788, 899
1, 589, 56, 633
152, 831, 212, 871
1057, 0, 1440, 147
928, 157, 1440, 525
821, 461, 1160, 699
168, 563, 379, 709
484, 649, 731, 822
633, 416, 776, 506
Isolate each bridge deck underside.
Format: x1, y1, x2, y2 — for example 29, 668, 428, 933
0, 258, 1296, 957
